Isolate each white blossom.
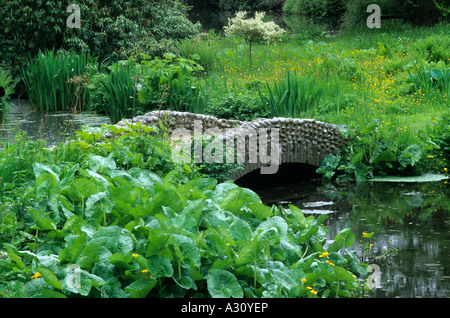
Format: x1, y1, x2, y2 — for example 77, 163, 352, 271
224, 11, 286, 44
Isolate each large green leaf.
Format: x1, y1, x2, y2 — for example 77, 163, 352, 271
84, 190, 113, 218
204, 231, 228, 256
28, 207, 57, 231
147, 255, 174, 278
247, 203, 274, 219
32, 162, 60, 182
166, 213, 199, 235
76, 238, 105, 270
125, 278, 157, 298
399, 144, 423, 167
206, 269, 243, 298
210, 182, 239, 205
236, 241, 263, 266
59, 163, 79, 188
220, 187, 245, 214
93, 226, 135, 255
229, 219, 252, 243
328, 227, 356, 252
36, 266, 62, 290
293, 252, 320, 271
170, 234, 201, 267
255, 216, 288, 241
88, 155, 117, 173
334, 266, 356, 282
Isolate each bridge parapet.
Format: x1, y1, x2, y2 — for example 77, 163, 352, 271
110, 111, 343, 179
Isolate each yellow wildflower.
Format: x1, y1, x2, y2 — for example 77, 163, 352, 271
319, 252, 329, 258
31, 272, 42, 279
132, 253, 139, 257
306, 286, 318, 295
300, 278, 307, 283
326, 260, 335, 266
428, 155, 434, 159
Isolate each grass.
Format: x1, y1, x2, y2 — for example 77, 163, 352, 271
186, 21, 450, 176
198, 22, 449, 127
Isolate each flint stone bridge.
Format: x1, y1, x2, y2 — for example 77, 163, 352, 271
110, 110, 343, 180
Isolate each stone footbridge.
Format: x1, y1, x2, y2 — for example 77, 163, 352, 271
111, 111, 343, 180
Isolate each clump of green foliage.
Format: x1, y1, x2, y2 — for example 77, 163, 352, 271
0, 0, 201, 78
259, 72, 325, 118
317, 120, 441, 182
22, 50, 97, 112
0, 66, 16, 121
0, 125, 371, 298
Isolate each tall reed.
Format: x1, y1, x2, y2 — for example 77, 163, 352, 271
259, 72, 324, 118
22, 49, 97, 112
407, 62, 450, 97
97, 61, 141, 124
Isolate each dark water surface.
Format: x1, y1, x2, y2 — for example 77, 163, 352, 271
243, 176, 449, 298
1, 99, 111, 145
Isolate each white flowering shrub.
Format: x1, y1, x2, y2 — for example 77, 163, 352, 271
224, 11, 286, 66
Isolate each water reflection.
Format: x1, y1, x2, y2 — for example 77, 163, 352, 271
1, 99, 111, 145
255, 179, 450, 298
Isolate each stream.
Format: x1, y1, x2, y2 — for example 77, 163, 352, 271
240, 176, 449, 298
1, 99, 111, 145
2, 101, 449, 298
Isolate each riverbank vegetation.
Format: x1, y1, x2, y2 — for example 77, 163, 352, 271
0, 0, 449, 299
0, 125, 371, 298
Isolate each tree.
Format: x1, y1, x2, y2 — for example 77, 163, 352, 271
224, 11, 285, 67
407, 0, 450, 25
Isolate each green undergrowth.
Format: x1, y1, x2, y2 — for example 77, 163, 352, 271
0, 126, 371, 298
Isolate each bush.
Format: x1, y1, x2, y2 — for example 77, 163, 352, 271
22, 50, 97, 112
411, 35, 450, 64
317, 120, 440, 182
283, 0, 346, 19
427, 114, 450, 171
224, 11, 285, 67
205, 92, 268, 121
137, 53, 205, 113
0, 66, 16, 121
0, 0, 201, 78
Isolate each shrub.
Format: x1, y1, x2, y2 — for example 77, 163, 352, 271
283, 0, 346, 19
411, 35, 450, 64
224, 11, 285, 67
427, 114, 450, 171
21, 50, 97, 112
0, 0, 201, 78
317, 120, 440, 182
406, 62, 450, 96
137, 53, 205, 113
205, 92, 268, 121
0, 66, 16, 121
